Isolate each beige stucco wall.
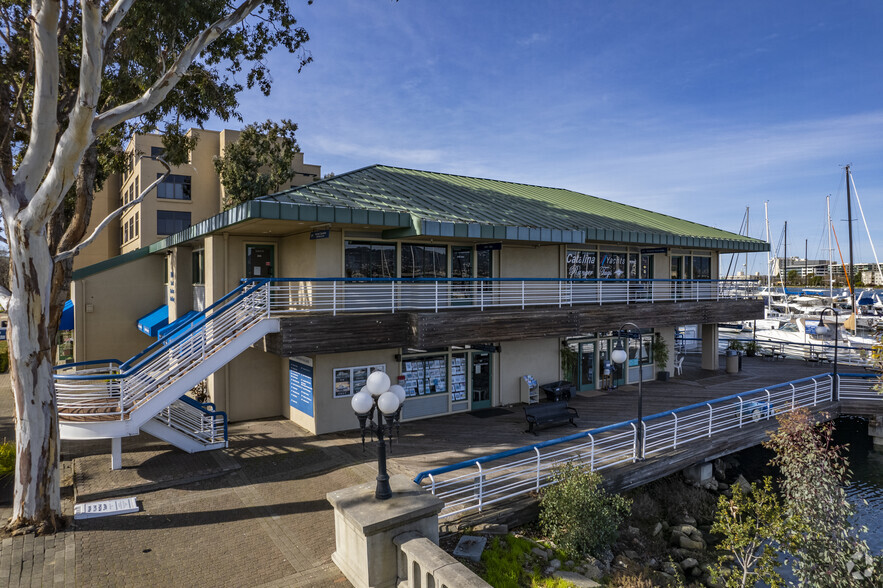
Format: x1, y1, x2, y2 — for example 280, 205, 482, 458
74, 174, 122, 270
500, 244, 559, 279
311, 348, 400, 435
225, 347, 282, 421
498, 339, 559, 405
72, 253, 165, 363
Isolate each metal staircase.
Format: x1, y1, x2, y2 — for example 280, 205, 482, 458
54, 279, 279, 466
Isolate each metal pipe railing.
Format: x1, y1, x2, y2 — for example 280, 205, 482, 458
413, 372, 879, 520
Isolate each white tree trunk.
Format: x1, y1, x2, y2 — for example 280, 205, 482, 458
7, 221, 61, 530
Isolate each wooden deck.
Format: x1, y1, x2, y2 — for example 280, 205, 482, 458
361, 355, 840, 477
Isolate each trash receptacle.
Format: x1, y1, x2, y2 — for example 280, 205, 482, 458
540, 380, 574, 402
726, 352, 739, 374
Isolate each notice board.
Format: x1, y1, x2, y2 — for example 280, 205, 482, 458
289, 358, 314, 417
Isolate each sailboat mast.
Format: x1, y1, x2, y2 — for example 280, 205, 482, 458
784, 221, 788, 290
827, 194, 833, 298
744, 207, 749, 277
846, 165, 856, 313
765, 201, 771, 313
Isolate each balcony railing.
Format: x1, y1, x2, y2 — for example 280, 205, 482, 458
265, 277, 760, 315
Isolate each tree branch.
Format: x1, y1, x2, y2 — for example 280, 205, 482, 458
22, 0, 103, 232
13, 0, 61, 200
102, 0, 135, 41
93, 0, 264, 136
53, 156, 170, 263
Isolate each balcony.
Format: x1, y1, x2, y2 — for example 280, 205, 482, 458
259, 278, 763, 356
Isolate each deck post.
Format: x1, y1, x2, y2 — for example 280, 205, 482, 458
111, 437, 122, 470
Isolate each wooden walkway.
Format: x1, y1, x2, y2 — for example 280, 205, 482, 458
355, 355, 839, 477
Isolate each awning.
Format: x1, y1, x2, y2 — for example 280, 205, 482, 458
137, 305, 169, 337
59, 300, 74, 331
157, 310, 200, 340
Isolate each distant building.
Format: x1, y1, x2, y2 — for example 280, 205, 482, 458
75, 128, 321, 269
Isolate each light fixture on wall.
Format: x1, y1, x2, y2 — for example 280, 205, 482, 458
351, 371, 407, 500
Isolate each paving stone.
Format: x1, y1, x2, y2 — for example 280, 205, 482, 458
453, 535, 487, 562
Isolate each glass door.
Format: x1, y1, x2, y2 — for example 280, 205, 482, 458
578, 341, 595, 391
606, 339, 625, 388
451, 246, 474, 306
470, 352, 492, 410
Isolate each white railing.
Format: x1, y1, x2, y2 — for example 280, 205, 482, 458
55, 280, 271, 421
266, 278, 759, 316
154, 397, 228, 446
414, 373, 880, 520
839, 374, 883, 401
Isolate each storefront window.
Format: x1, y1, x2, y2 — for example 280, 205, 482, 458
599, 252, 627, 280
628, 334, 653, 366
566, 249, 597, 279
451, 354, 467, 401
692, 256, 712, 280
401, 244, 447, 278
401, 355, 448, 397
345, 241, 396, 279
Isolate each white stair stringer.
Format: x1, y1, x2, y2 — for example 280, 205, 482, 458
59, 317, 280, 440
141, 415, 226, 453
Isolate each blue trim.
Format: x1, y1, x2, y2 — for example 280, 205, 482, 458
157, 310, 199, 338
52, 358, 123, 371
137, 305, 169, 337
59, 300, 74, 331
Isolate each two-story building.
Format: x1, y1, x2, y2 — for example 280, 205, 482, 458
64, 165, 767, 444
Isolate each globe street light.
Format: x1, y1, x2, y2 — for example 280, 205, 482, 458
611, 322, 645, 460
351, 371, 407, 500
815, 307, 840, 402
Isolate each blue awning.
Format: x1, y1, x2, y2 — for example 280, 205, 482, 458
59, 300, 74, 331
137, 305, 169, 337
157, 310, 200, 339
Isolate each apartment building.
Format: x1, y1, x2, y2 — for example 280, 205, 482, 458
74, 128, 321, 269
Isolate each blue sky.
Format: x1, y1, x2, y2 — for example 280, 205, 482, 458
210, 1, 883, 275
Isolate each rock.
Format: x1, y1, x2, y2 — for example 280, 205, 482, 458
627, 525, 641, 536
717, 482, 729, 491
613, 554, 641, 574
565, 560, 575, 568
679, 535, 706, 551
670, 529, 685, 546
652, 522, 664, 536
676, 524, 699, 536
689, 529, 704, 542
682, 514, 697, 525
473, 523, 508, 535
582, 563, 603, 580
531, 547, 549, 560
662, 561, 681, 576
452, 535, 487, 562
713, 458, 728, 481
624, 549, 640, 560
735, 474, 752, 495
681, 557, 699, 570
691, 566, 703, 577
552, 571, 601, 587
549, 559, 562, 570
700, 478, 719, 491
544, 566, 555, 576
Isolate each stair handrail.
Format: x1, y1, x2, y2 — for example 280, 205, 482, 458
174, 394, 228, 443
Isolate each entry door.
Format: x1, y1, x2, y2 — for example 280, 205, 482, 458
606, 340, 625, 387
451, 246, 474, 305
470, 352, 492, 410
246, 244, 275, 278
578, 342, 596, 391
670, 256, 684, 299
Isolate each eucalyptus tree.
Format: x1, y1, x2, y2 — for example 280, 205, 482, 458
0, 0, 311, 533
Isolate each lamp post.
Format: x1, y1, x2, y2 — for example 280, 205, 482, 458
351, 371, 407, 500
611, 322, 645, 460
815, 307, 840, 402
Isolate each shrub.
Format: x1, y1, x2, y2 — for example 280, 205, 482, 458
539, 462, 631, 558
0, 440, 14, 480
479, 535, 536, 588
0, 350, 8, 373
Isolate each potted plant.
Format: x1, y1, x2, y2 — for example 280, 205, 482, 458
745, 340, 758, 357
727, 339, 744, 355
654, 333, 670, 381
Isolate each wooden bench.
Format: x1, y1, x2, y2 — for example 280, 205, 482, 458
524, 401, 578, 435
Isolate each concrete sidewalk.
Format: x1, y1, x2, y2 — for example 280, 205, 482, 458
0, 375, 373, 587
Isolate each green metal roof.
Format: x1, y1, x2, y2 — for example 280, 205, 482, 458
73, 163, 767, 280
261, 165, 768, 252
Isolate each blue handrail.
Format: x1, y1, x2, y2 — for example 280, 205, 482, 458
52, 358, 124, 371
177, 395, 228, 442
245, 276, 758, 284
55, 279, 269, 381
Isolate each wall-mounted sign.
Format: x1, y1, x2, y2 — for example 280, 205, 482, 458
599, 252, 627, 280
310, 229, 330, 240
333, 364, 386, 398
476, 242, 502, 251
289, 358, 314, 417
641, 247, 668, 254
